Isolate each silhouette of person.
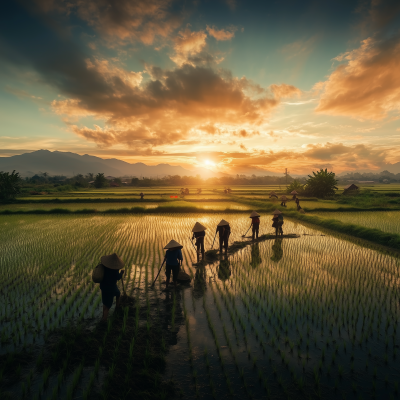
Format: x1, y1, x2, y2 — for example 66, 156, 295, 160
250, 242, 262, 268
218, 254, 231, 281
270, 238, 283, 262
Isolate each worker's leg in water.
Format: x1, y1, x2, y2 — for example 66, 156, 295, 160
255, 225, 259, 239
102, 305, 109, 321
219, 237, 223, 252
223, 237, 228, 252
275, 227, 278, 237
172, 265, 179, 289
196, 241, 200, 262
252, 225, 255, 240
200, 238, 205, 259
165, 264, 172, 289
101, 289, 113, 321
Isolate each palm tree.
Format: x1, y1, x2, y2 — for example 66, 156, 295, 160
0, 170, 22, 201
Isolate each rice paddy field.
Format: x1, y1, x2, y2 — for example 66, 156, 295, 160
0, 201, 252, 213
1, 212, 400, 399
311, 211, 400, 235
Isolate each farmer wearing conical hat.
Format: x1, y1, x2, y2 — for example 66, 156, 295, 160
280, 195, 287, 207
140, 192, 144, 200
192, 222, 206, 261
295, 196, 301, 210
269, 191, 278, 199
99, 253, 125, 321
249, 211, 260, 240
272, 209, 284, 237
291, 190, 298, 200
216, 219, 231, 253
164, 240, 183, 290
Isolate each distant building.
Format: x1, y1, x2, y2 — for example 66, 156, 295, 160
110, 182, 120, 187
343, 183, 359, 193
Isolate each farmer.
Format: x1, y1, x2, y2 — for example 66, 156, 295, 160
272, 209, 284, 237
295, 197, 301, 211
269, 191, 278, 199
249, 211, 260, 240
140, 192, 144, 200
192, 222, 206, 261
163, 240, 183, 290
291, 190, 298, 200
280, 195, 288, 207
216, 219, 231, 253
99, 253, 125, 321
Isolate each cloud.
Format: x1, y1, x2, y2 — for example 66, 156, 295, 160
34, 0, 182, 45
315, 35, 400, 120
270, 83, 301, 99
170, 27, 207, 65
225, 0, 237, 11
206, 25, 236, 41
357, 0, 400, 31
50, 60, 291, 148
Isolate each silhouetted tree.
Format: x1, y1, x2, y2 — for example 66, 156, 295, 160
305, 169, 338, 198
0, 170, 22, 201
94, 173, 108, 188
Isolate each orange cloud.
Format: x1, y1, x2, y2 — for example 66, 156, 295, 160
271, 83, 302, 99
315, 35, 400, 120
50, 61, 297, 148
206, 25, 236, 41
170, 27, 207, 65
35, 0, 181, 45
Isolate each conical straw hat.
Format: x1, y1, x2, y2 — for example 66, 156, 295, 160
164, 240, 183, 249
290, 190, 298, 194
280, 195, 288, 200
249, 211, 260, 218
270, 191, 277, 195
192, 222, 207, 232
101, 253, 125, 270
272, 209, 282, 215
217, 219, 230, 227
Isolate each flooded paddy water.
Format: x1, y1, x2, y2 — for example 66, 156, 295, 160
0, 214, 399, 398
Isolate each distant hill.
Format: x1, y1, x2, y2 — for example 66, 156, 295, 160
0, 150, 196, 178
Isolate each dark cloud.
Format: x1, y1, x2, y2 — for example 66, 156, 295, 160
33, 0, 182, 45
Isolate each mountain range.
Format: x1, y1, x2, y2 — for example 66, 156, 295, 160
0, 150, 196, 178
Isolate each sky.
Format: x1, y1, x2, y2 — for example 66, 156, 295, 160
0, 0, 400, 175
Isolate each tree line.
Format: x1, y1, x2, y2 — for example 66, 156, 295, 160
1, 169, 340, 201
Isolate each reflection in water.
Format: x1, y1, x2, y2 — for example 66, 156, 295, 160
250, 242, 262, 268
193, 266, 207, 299
161, 290, 183, 345
218, 254, 231, 280
270, 238, 283, 262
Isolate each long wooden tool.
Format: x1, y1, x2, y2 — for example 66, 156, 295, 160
189, 237, 197, 251
242, 226, 251, 238
211, 232, 217, 250
151, 259, 166, 287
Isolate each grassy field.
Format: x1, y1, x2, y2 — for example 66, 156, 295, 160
2, 185, 400, 399
311, 211, 400, 235
1, 214, 400, 399
0, 201, 252, 213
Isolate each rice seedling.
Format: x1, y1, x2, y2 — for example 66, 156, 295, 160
1, 211, 400, 398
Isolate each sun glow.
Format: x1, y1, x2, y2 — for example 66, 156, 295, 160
204, 159, 215, 166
